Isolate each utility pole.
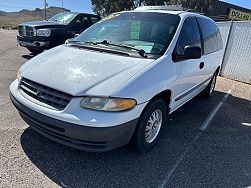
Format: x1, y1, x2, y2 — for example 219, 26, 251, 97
44, 0, 47, 20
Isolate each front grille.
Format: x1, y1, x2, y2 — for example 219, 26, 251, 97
25, 26, 34, 37
19, 78, 72, 111
18, 25, 34, 37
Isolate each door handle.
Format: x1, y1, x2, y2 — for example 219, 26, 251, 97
199, 62, 204, 69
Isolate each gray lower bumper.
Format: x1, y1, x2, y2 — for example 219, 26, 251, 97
10, 93, 138, 152
17, 36, 49, 49
18, 39, 49, 49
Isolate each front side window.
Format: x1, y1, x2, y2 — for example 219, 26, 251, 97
197, 17, 223, 54
48, 12, 78, 24
72, 15, 89, 30
72, 12, 180, 55
173, 17, 202, 59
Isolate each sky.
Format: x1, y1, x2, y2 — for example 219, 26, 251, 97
0, 0, 94, 13
0, 0, 251, 13
222, 0, 251, 9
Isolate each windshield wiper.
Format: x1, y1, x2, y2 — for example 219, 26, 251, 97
67, 40, 83, 43
66, 40, 132, 57
68, 41, 98, 44
92, 40, 148, 58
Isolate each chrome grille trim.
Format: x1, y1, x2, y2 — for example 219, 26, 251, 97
25, 26, 34, 37
18, 26, 34, 37
19, 78, 72, 111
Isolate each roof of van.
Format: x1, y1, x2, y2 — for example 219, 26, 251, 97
133, 9, 184, 15
131, 6, 214, 21
133, 5, 201, 16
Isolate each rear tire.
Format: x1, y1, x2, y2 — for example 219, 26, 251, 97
131, 99, 167, 153
201, 73, 217, 98
28, 48, 44, 55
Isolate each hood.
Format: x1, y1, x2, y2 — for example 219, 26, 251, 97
20, 21, 63, 27
21, 45, 155, 96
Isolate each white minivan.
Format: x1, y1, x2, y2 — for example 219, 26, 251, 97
10, 6, 223, 153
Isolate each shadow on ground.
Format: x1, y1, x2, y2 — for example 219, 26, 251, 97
20, 91, 251, 187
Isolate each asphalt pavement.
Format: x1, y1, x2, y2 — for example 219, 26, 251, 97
0, 30, 250, 188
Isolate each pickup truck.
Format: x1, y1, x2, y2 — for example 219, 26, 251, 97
17, 12, 100, 54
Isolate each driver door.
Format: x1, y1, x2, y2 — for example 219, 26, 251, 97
69, 15, 90, 37
173, 17, 207, 106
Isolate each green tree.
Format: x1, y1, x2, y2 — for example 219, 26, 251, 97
91, 0, 134, 16
172, 0, 216, 15
91, 0, 216, 16
91, 0, 172, 16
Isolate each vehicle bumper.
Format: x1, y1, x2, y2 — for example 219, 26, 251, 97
10, 93, 138, 152
9, 80, 145, 152
17, 35, 50, 49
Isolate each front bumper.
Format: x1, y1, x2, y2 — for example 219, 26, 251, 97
17, 35, 50, 49
10, 93, 138, 152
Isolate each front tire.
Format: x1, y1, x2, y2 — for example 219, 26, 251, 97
131, 99, 167, 153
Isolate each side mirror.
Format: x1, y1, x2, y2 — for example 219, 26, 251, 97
183, 46, 201, 59
74, 34, 79, 38
173, 46, 202, 61
65, 38, 73, 44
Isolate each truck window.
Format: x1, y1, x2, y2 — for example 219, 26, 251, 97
91, 17, 99, 24
72, 15, 89, 31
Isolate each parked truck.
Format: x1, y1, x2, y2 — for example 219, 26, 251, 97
17, 12, 100, 54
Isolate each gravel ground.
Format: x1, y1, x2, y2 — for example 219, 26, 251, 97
0, 30, 250, 188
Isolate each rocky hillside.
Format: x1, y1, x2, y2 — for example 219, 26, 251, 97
0, 6, 70, 29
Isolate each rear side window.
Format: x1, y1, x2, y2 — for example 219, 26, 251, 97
197, 17, 223, 54
173, 17, 202, 58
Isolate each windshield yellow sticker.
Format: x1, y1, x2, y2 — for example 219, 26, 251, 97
130, 21, 141, 40
103, 13, 120, 21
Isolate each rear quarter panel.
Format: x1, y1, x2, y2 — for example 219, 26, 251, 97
203, 49, 223, 77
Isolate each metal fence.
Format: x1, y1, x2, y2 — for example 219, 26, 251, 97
217, 21, 251, 84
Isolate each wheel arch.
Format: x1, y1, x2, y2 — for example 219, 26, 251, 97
141, 89, 172, 116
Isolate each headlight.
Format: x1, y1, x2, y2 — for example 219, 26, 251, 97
80, 97, 137, 112
36, 29, 51, 37
17, 69, 21, 82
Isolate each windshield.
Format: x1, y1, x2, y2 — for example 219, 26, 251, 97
48, 12, 78, 24
73, 12, 180, 55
